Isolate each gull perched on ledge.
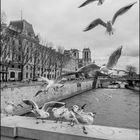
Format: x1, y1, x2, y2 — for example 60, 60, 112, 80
78, 0, 105, 8
83, 2, 137, 35
72, 105, 97, 134
22, 100, 65, 124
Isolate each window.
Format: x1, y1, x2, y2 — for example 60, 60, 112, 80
30, 66, 32, 71
12, 40, 15, 45
30, 73, 32, 78
38, 67, 40, 71
26, 65, 28, 70
44, 74, 46, 77
12, 65, 14, 68
19, 40, 22, 45
10, 72, 15, 78
18, 56, 21, 61
26, 73, 28, 78
18, 65, 21, 69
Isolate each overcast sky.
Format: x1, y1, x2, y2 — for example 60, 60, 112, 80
2, 0, 139, 73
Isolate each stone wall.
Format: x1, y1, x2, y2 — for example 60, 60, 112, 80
1, 80, 93, 115
1, 116, 139, 140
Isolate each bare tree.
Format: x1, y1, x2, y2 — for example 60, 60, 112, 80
56, 46, 71, 76
0, 27, 18, 81
125, 65, 137, 78
16, 35, 36, 80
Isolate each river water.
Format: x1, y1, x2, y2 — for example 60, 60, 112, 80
62, 88, 139, 129
25, 88, 139, 129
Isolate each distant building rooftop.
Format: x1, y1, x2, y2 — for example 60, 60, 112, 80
9, 19, 35, 36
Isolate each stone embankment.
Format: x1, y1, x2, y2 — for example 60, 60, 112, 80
1, 80, 93, 115
1, 115, 139, 140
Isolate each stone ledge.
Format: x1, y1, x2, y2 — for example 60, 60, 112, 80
1, 115, 139, 140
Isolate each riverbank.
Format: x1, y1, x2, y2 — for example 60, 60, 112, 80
1, 80, 93, 115
125, 85, 140, 92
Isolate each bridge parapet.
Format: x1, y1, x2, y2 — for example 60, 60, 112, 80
1, 115, 139, 140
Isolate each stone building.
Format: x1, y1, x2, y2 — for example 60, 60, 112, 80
82, 48, 92, 66
0, 19, 80, 81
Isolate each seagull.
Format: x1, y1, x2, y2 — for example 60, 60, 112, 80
62, 108, 78, 126
99, 46, 123, 74
79, 0, 105, 8
22, 100, 65, 124
72, 104, 87, 113
83, 2, 137, 35
4, 101, 23, 116
34, 76, 65, 97
51, 102, 67, 123
72, 106, 97, 134
62, 104, 87, 126
61, 46, 122, 77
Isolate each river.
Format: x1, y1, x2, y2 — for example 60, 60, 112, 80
25, 88, 139, 129
63, 88, 139, 129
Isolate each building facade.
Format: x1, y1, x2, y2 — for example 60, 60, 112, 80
82, 48, 92, 66
0, 19, 80, 81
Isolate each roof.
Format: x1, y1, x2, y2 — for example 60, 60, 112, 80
9, 19, 35, 36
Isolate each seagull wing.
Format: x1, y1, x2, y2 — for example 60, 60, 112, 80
77, 63, 100, 73
84, 18, 107, 32
113, 68, 128, 73
112, 2, 137, 25
22, 100, 39, 110
78, 0, 97, 8
54, 72, 78, 83
42, 101, 65, 111
34, 90, 43, 97
106, 46, 122, 69
38, 76, 50, 84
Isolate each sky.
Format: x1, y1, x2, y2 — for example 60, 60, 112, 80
1, 0, 139, 73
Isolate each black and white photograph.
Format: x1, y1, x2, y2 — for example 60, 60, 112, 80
1, 0, 139, 140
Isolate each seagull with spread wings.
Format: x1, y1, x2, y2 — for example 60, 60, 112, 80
83, 2, 137, 35
60, 46, 122, 78
99, 46, 123, 74
79, 0, 105, 8
34, 76, 65, 97
22, 100, 65, 124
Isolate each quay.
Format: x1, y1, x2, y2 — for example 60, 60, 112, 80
1, 115, 139, 140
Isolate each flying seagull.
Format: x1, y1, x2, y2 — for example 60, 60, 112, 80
60, 46, 122, 78
34, 76, 65, 97
22, 100, 65, 123
79, 0, 105, 8
99, 46, 123, 74
83, 2, 137, 35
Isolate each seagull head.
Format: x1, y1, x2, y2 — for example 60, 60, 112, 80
89, 112, 97, 118
72, 105, 80, 112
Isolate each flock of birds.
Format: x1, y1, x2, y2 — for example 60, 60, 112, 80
21, 100, 95, 134
78, 0, 137, 35
3, 0, 137, 135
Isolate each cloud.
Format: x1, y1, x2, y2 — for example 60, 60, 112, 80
1, 0, 139, 73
